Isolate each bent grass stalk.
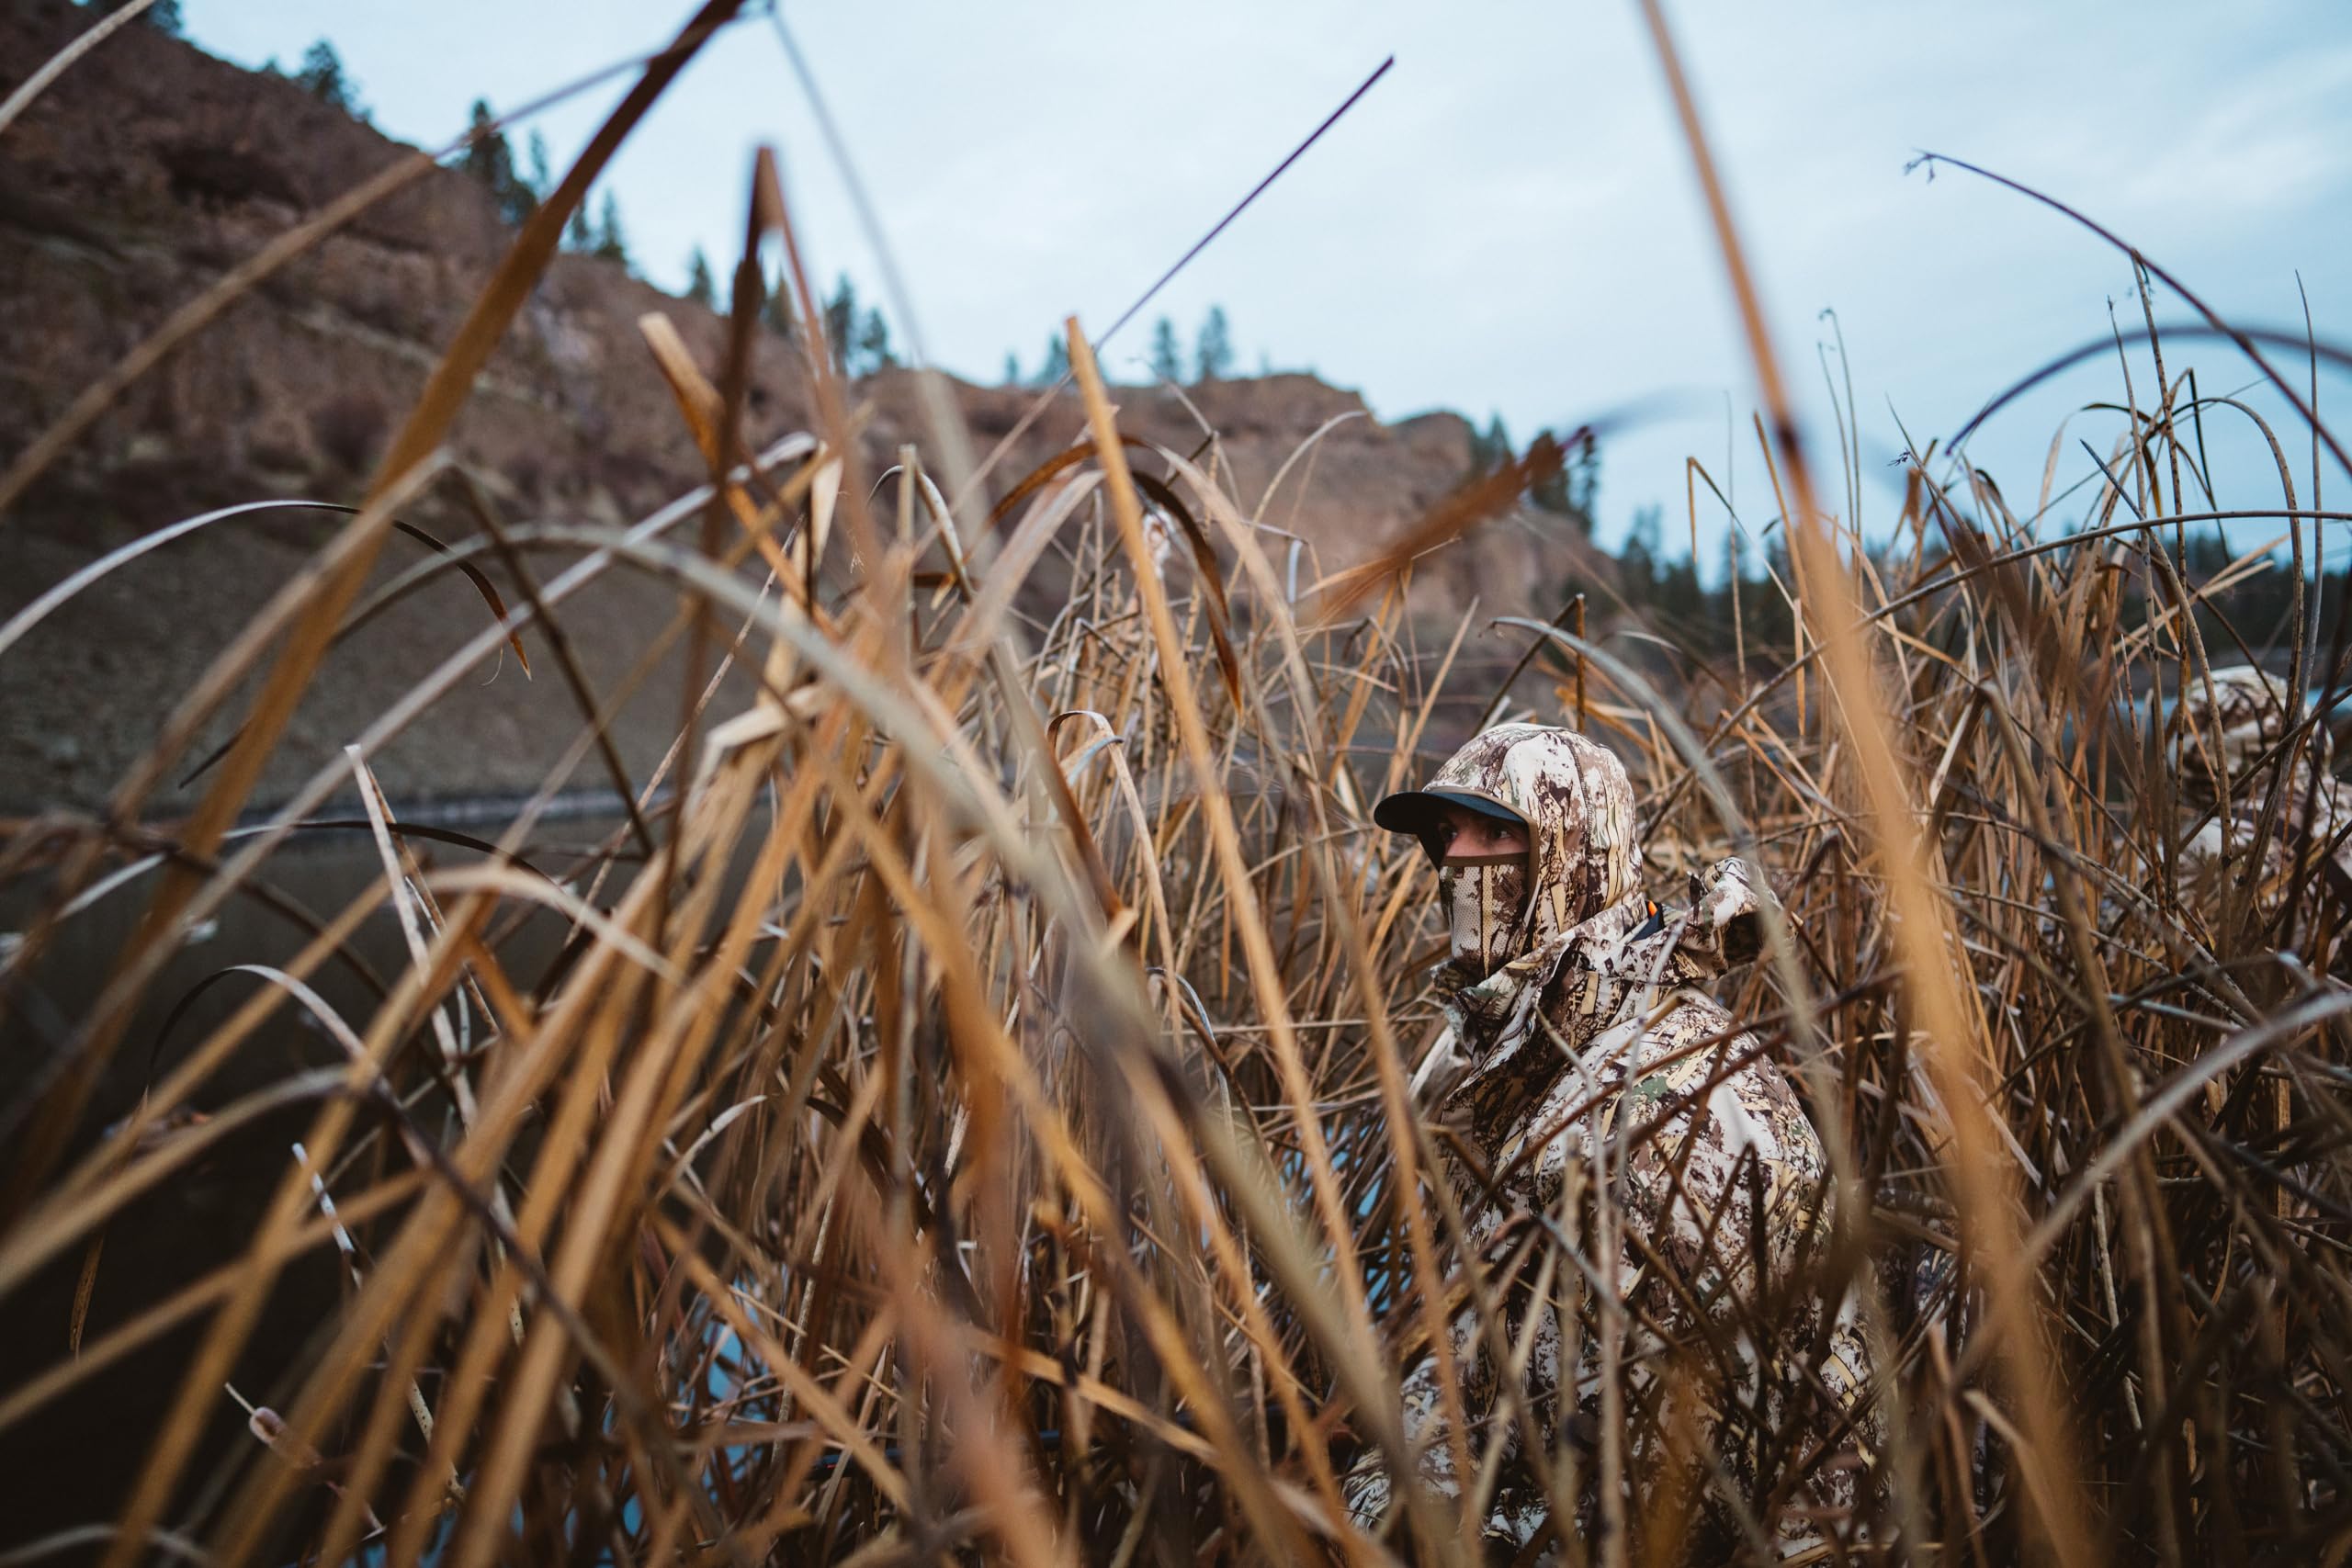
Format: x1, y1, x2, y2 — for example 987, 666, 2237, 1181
3, 10, 2352, 1565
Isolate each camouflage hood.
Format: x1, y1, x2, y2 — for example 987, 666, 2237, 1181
1383, 723, 1644, 956
2171, 664, 2352, 903
1381, 724, 1777, 1110
2173, 665, 2334, 806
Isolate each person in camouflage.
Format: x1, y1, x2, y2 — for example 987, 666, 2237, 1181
1352, 723, 1877, 1558
2174, 666, 2352, 939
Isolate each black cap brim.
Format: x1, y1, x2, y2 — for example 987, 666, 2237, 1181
1372, 787, 1524, 838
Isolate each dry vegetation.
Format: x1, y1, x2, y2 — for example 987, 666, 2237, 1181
6, 3, 2352, 1564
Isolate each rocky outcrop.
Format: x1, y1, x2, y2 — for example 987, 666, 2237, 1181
0, 0, 1577, 813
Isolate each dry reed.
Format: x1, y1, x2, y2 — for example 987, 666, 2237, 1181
3, 3, 2350, 1563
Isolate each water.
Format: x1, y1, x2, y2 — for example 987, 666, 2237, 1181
0, 805, 636, 1556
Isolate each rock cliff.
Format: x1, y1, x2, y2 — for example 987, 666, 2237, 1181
0, 0, 1577, 812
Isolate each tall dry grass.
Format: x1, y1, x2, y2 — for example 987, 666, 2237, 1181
4, 2, 2352, 1563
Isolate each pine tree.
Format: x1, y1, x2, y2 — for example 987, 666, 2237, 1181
762, 263, 797, 337
857, 309, 896, 375
1465, 413, 1519, 478
1485, 414, 1514, 472
1148, 317, 1182, 382
821, 276, 858, 378
1530, 428, 1599, 533
295, 40, 359, 115
96, 0, 183, 34
526, 131, 554, 204
1033, 333, 1070, 388
1002, 351, 1022, 386
1620, 502, 1664, 604
1193, 305, 1233, 382
565, 203, 594, 252
460, 101, 535, 226
591, 191, 631, 270
459, 101, 504, 189
686, 248, 717, 310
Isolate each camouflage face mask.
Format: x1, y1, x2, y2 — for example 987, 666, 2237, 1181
1437, 849, 1531, 984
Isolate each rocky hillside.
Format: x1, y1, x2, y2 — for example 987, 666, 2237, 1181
0, 1, 1576, 813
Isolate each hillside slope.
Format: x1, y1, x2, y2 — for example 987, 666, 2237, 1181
0, 1, 1579, 812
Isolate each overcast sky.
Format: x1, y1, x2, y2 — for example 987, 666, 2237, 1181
173, 0, 2352, 562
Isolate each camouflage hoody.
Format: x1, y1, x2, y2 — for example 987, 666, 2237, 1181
2174, 665, 2352, 923
1353, 724, 1876, 1557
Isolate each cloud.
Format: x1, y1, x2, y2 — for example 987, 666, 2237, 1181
178, 0, 2352, 553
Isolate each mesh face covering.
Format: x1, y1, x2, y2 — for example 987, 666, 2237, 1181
1437, 850, 1530, 986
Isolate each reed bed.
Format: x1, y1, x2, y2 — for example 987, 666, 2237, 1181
5, 3, 2352, 1563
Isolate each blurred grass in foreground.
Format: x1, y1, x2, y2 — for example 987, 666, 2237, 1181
4, 1, 2352, 1562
